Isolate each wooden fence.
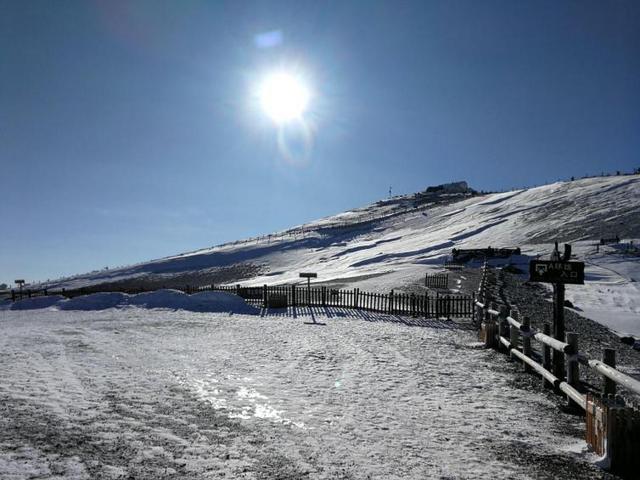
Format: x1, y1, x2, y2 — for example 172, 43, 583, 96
425, 273, 448, 289
476, 261, 640, 474
7, 283, 474, 319
210, 284, 473, 318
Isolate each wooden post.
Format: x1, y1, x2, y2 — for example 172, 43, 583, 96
388, 290, 393, 314
566, 332, 580, 408
603, 348, 616, 396
542, 323, 552, 388
354, 288, 359, 309
471, 292, 476, 323
235, 284, 240, 296
411, 293, 416, 317
552, 282, 566, 381
509, 309, 519, 355
291, 284, 297, 307
522, 316, 532, 373
321, 286, 326, 306
497, 305, 508, 352
263, 284, 268, 308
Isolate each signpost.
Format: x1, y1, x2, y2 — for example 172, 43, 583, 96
529, 243, 585, 381
14, 279, 25, 301
299, 272, 317, 305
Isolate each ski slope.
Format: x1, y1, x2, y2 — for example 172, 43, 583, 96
44, 175, 640, 336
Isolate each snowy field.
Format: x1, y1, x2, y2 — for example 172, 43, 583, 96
0, 308, 605, 479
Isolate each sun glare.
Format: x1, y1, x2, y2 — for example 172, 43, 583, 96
258, 72, 310, 124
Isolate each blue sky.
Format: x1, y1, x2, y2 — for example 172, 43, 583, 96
1, 0, 639, 284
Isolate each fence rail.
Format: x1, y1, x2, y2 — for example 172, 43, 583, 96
475, 260, 640, 474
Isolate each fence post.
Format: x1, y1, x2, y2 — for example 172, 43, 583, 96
291, 284, 297, 308
471, 292, 476, 323
411, 293, 416, 317
497, 305, 509, 352
509, 309, 519, 355
522, 316, 532, 373
354, 288, 359, 309
542, 323, 552, 389
566, 332, 580, 408
603, 348, 616, 396
388, 290, 394, 314
321, 286, 326, 306
263, 284, 268, 309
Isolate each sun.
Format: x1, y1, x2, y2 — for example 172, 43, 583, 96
258, 72, 310, 124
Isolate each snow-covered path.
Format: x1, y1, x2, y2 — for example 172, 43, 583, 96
0, 309, 603, 479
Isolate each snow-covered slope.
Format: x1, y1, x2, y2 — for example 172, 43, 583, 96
47, 175, 640, 335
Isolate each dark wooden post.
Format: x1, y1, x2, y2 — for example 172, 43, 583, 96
509, 309, 519, 355
321, 286, 326, 306
566, 332, 580, 408
553, 282, 566, 381
354, 288, 359, 309
471, 292, 476, 323
543, 323, 552, 388
497, 305, 508, 351
236, 284, 240, 296
291, 284, 297, 307
522, 316, 532, 373
410, 293, 416, 317
603, 348, 616, 396
388, 290, 394, 314
263, 284, 268, 309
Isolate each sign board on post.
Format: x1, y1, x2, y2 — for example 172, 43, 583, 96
529, 243, 584, 387
14, 279, 25, 285
529, 261, 585, 285
299, 273, 317, 279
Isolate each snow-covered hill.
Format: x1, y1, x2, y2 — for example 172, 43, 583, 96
48, 175, 640, 335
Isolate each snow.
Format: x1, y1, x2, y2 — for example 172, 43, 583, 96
0, 308, 599, 479
2, 290, 258, 315
38, 175, 640, 337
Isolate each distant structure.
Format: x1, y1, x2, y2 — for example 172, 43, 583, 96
425, 181, 472, 194
388, 186, 392, 198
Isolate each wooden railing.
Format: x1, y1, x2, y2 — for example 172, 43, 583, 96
475, 261, 640, 474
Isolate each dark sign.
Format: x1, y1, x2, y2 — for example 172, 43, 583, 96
299, 272, 317, 278
529, 260, 585, 284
